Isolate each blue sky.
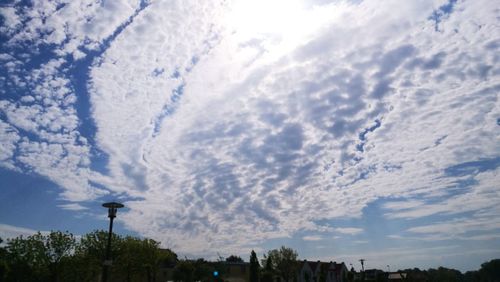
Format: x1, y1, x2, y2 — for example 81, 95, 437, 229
1, 0, 499, 272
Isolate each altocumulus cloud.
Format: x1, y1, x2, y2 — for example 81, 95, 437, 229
1, 0, 499, 261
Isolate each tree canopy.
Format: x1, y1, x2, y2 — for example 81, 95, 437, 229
1, 230, 174, 282
250, 250, 260, 282
262, 246, 299, 282
226, 255, 244, 263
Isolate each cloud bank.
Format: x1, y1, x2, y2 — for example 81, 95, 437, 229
1, 0, 499, 261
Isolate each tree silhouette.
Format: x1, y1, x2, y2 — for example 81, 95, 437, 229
250, 250, 260, 282
479, 259, 500, 281
226, 255, 244, 263
262, 246, 299, 282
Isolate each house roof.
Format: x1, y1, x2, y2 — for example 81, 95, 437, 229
301, 260, 347, 274
388, 273, 407, 279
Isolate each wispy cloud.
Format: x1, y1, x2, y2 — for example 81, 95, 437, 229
334, 228, 364, 235
0, 224, 49, 240
303, 235, 323, 241
57, 203, 89, 211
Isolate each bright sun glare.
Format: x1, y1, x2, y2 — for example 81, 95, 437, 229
229, 0, 306, 38
227, 0, 336, 56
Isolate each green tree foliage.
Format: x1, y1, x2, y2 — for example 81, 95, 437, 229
73, 229, 118, 281
115, 236, 146, 282
173, 260, 195, 282
464, 270, 481, 282
428, 266, 463, 282
6, 232, 49, 281
261, 254, 274, 282
194, 258, 214, 282
262, 246, 299, 282
158, 248, 178, 267
250, 250, 260, 282
401, 262, 500, 282
1, 229, 172, 282
75, 231, 169, 282
139, 238, 165, 282
113, 236, 164, 282
46, 230, 76, 282
478, 259, 500, 281
226, 255, 244, 263
4, 231, 76, 282
0, 237, 8, 281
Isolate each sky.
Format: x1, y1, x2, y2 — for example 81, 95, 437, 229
0, 0, 499, 273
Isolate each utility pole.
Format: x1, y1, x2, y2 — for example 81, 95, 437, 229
359, 259, 365, 282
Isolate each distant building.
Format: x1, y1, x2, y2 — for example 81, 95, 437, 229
350, 268, 388, 282
387, 272, 407, 281
298, 260, 348, 282
224, 262, 251, 282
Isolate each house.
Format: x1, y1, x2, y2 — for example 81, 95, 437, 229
387, 272, 407, 281
298, 260, 348, 282
224, 262, 251, 282
362, 269, 386, 281
323, 261, 348, 282
298, 260, 322, 282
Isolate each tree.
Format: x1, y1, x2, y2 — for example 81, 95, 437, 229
261, 254, 274, 282
250, 250, 260, 282
45, 231, 76, 282
173, 260, 195, 282
139, 238, 164, 282
0, 237, 8, 281
4, 231, 76, 282
427, 266, 462, 282
114, 236, 144, 282
226, 255, 244, 263
75, 231, 165, 282
6, 232, 50, 281
158, 248, 178, 268
262, 246, 299, 282
74, 230, 122, 282
347, 267, 354, 282
463, 270, 480, 282
193, 258, 213, 282
1, 229, 181, 281
478, 259, 500, 281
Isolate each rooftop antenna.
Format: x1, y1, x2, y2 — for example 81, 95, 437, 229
359, 259, 365, 272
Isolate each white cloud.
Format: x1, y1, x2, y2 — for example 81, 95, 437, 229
88, 0, 499, 255
303, 235, 323, 241
0, 120, 20, 170
1, 0, 499, 260
57, 203, 89, 211
334, 228, 364, 235
407, 217, 500, 236
0, 223, 49, 241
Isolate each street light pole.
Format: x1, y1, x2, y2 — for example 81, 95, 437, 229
102, 202, 124, 282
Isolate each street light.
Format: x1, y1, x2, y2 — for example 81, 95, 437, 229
101, 202, 124, 282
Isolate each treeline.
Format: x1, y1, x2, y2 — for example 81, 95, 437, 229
1, 230, 499, 282
397, 262, 500, 282
0, 230, 176, 282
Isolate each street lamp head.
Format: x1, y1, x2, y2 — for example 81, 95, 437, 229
102, 202, 124, 218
